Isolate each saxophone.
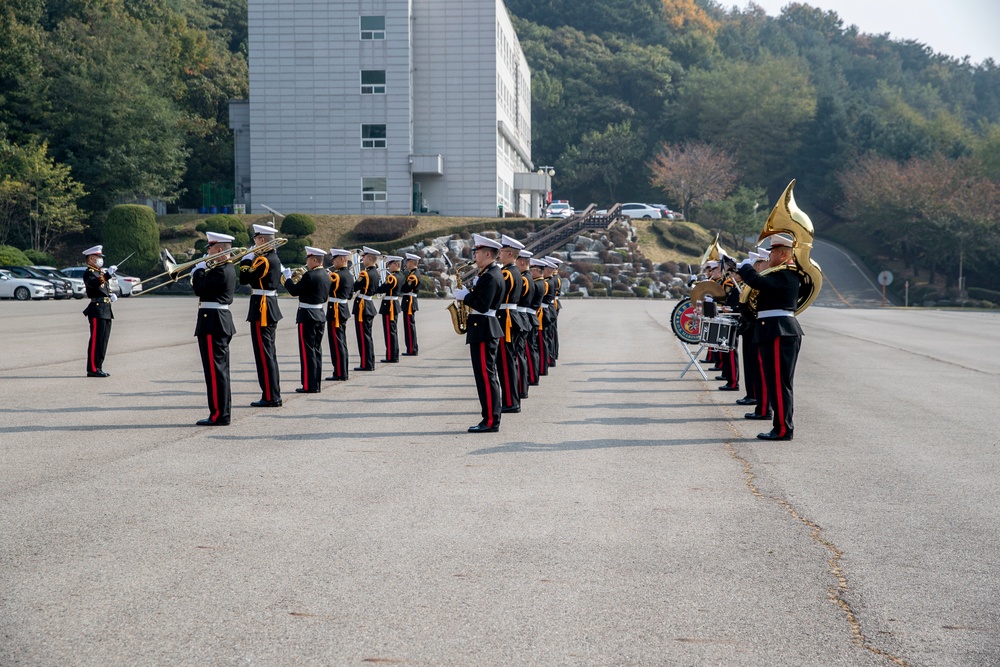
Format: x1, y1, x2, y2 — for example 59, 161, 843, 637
740, 179, 824, 316
447, 261, 476, 335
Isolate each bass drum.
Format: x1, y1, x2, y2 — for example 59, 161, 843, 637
670, 298, 701, 345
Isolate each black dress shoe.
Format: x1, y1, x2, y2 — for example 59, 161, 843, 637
736, 397, 757, 405
353, 366, 374, 371
501, 406, 520, 414
380, 359, 399, 363
467, 423, 500, 433
714, 375, 727, 381
718, 385, 739, 391
325, 375, 348, 381
519, 393, 529, 399
196, 418, 230, 426
744, 412, 772, 420
250, 399, 283, 408
401, 352, 417, 356
295, 387, 321, 393
757, 431, 793, 441
86, 371, 109, 378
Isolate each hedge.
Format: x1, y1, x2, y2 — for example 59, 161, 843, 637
24, 248, 56, 266
196, 214, 250, 248
282, 213, 317, 237
353, 217, 419, 242
0, 245, 31, 265
104, 205, 160, 276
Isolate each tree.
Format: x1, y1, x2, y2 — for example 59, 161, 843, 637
648, 142, 740, 218
557, 121, 644, 203
103, 205, 160, 276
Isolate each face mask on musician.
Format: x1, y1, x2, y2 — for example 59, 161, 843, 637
94, 258, 104, 268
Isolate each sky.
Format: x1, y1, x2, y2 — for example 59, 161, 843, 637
741, 0, 1000, 65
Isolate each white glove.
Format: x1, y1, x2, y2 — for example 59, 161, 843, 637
470, 276, 479, 287
282, 268, 293, 280
110, 294, 118, 303
106, 265, 118, 276
194, 261, 208, 271
738, 258, 753, 269
453, 287, 470, 301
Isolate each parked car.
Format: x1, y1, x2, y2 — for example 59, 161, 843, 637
62, 266, 141, 296
0, 269, 54, 300
0, 265, 74, 299
648, 204, 680, 220
32, 266, 85, 299
619, 203, 662, 219
545, 201, 574, 218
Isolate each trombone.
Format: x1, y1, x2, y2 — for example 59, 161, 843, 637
136, 237, 287, 295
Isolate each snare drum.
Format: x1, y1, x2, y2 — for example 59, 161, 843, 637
699, 315, 739, 351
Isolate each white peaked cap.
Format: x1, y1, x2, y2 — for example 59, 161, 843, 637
305, 246, 327, 257
472, 233, 502, 250
206, 232, 235, 244
519, 249, 534, 258
530, 258, 548, 267
252, 224, 277, 235
329, 248, 352, 257
756, 247, 771, 259
362, 246, 381, 256
82, 245, 103, 256
546, 256, 564, 265
747, 252, 759, 262
705, 260, 720, 269
405, 253, 421, 260
385, 255, 403, 263
500, 234, 525, 250
769, 233, 794, 248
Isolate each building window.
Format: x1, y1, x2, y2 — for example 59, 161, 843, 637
362, 177, 387, 202
361, 70, 386, 94
360, 16, 385, 40
361, 124, 387, 149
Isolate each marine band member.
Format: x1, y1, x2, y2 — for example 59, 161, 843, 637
496, 235, 526, 414
515, 249, 535, 399
239, 223, 283, 408
400, 253, 421, 356
545, 255, 564, 364
192, 231, 237, 426
453, 234, 504, 433
283, 247, 329, 393
352, 246, 382, 371
376, 255, 403, 363
81, 245, 117, 378
325, 248, 355, 381
526, 258, 548, 385
729, 233, 803, 441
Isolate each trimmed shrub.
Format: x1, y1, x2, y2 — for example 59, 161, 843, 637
353, 217, 417, 242
632, 285, 649, 298
282, 212, 317, 237
0, 245, 31, 265
103, 205, 160, 276
278, 237, 309, 265
968, 287, 1000, 303
672, 224, 696, 241
24, 249, 56, 266
196, 214, 250, 247
611, 289, 636, 298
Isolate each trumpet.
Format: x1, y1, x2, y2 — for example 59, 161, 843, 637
280, 266, 306, 286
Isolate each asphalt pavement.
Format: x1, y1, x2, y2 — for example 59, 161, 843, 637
1, 296, 998, 666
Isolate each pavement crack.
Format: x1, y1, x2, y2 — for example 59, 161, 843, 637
720, 410, 912, 667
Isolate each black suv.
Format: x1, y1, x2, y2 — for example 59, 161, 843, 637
0, 265, 74, 299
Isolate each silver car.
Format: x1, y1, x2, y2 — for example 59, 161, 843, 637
63, 266, 145, 297
0, 269, 54, 300
33, 266, 85, 299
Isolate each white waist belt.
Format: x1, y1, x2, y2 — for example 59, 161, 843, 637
499, 303, 517, 309
384, 296, 400, 301
359, 295, 373, 301
517, 307, 531, 313
199, 303, 229, 310
252, 289, 277, 296
472, 309, 497, 317
299, 302, 324, 310
328, 298, 349, 304
757, 309, 794, 318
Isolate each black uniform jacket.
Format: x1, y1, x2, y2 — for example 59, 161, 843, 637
530, 276, 546, 327
192, 263, 237, 337
352, 266, 381, 317
737, 264, 804, 340
401, 269, 420, 312
327, 267, 355, 324
376, 271, 400, 316
498, 263, 524, 338
82, 266, 114, 319
284, 268, 328, 323
463, 264, 504, 344
518, 271, 535, 328
238, 249, 283, 325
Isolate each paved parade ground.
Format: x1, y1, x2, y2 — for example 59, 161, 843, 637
2, 297, 999, 666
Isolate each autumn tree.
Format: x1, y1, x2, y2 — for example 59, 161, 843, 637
648, 142, 740, 218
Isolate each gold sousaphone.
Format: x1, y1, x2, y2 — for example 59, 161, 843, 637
740, 180, 823, 315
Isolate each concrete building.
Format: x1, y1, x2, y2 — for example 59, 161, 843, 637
235, 0, 545, 218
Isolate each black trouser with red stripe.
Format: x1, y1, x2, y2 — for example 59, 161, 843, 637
526, 324, 541, 385
327, 317, 349, 380
198, 332, 231, 422
402, 298, 418, 355
537, 325, 550, 376
86, 316, 112, 373
470, 338, 501, 427
757, 335, 800, 437
516, 327, 529, 399
495, 333, 520, 411
297, 320, 324, 392
382, 313, 399, 362
355, 306, 375, 370
251, 321, 281, 402
721, 347, 739, 389
741, 333, 760, 401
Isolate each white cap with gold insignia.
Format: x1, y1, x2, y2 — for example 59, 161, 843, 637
472, 234, 502, 250
305, 246, 327, 258
82, 245, 103, 256
206, 232, 235, 244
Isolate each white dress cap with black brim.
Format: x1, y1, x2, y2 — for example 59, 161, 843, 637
756, 247, 771, 259
405, 253, 421, 260
768, 234, 794, 249
329, 248, 352, 257
252, 224, 278, 236
472, 234, 502, 251
305, 246, 328, 258
82, 245, 103, 256
546, 256, 564, 265
747, 252, 760, 262
206, 232, 236, 244
704, 260, 720, 269
362, 246, 381, 256
500, 234, 525, 250
519, 249, 534, 258
530, 258, 548, 267
385, 255, 403, 263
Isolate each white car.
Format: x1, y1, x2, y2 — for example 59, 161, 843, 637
0, 269, 55, 300
33, 266, 85, 299
62, 266, 141, 296
545, 201, 574, 218
619, 203, 662, 219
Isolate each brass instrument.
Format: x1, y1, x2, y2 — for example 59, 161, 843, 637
700, 234, 728, 269
442, 253, 476, 335
280, 266, 307, 286
739, 180, 823, 315
136, 237, 287, 296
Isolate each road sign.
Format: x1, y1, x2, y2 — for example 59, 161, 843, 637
878, 270, 893, 286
